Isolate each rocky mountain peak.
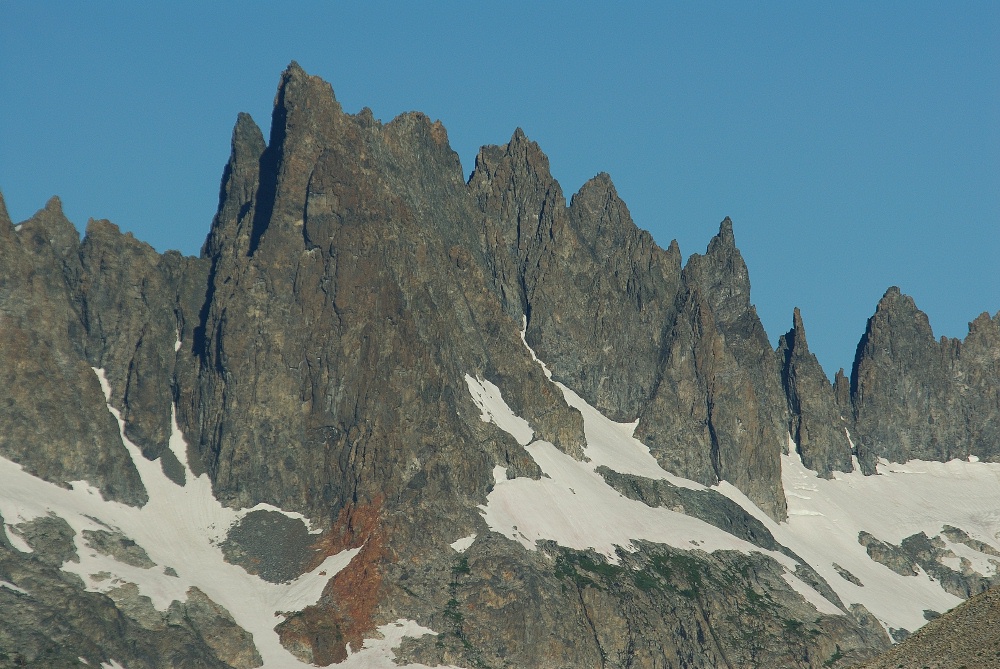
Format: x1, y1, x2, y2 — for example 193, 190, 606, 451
682, 217, 752, 328
20, 196, 81, 260
274, 60, 343, 128
792, 306, 808, 348
0, 190, 14, 237
714, 215, 736, 248
471, 128, 558, 197
24, 195, 74, 235
850, 286, 1000, 465
201, 112, 266, 259
243, 61, 346, 257
567, 172, 636, 254
869, 286, 936, 343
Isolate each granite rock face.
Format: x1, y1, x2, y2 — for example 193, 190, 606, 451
1, 63, 998, 667
850, 287, 1000, 466
77, 218, 209, 482
188, 63, 585, 529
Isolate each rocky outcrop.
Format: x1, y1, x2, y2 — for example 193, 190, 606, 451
858, 530, 1000, 600
189, 63, 585, 532
77, 218, 209, 482
471, 136, 683, 423
0, 513, 248, 669
856, 584, 1000, 669
396, 537, 887, 669
631, 221, 788, 519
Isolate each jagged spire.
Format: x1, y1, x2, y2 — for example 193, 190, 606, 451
0, 190, 13, 237
708, 216, 736, 254
791, 306, 809, 351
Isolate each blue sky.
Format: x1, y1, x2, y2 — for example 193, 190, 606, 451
2, 2, 997, 377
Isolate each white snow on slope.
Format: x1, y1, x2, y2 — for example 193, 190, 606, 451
468, 365, 799, 574
473, 320, 1000, 636
712, 445, 1000, 633
464, 375, 533, 446
450, 533, 477, 552
781, 572, 842, 615
0, 369, 359, 667
338, 619, 464, 669
478, 433, 796, 567
0, 579, 28, 595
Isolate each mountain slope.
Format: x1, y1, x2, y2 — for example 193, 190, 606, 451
0, 64, 998, 668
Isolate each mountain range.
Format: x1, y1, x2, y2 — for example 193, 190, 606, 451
1, 63, 998, 668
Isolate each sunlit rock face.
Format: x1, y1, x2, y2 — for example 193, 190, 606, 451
1, 64, 998, 668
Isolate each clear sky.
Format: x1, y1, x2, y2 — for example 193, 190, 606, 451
2, 2, 997, 377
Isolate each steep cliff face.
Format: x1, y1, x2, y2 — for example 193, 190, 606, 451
188, 63, 584, 530
633, 220, 790, 519
471, 134, 683, 424
77, 218, 209, 482
471, 134, 788, 519
1, 64, 998, 668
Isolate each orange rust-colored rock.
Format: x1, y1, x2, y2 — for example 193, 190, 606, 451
278, 497, 387, 665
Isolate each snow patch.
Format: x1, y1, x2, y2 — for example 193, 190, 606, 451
470, 370, 794, 566
491, 465, 508, 484
450, 534, 477, 552
339, 619, 467, 668
937, 553, 962, 572
507, 331, 1000, 634
480, 436, 794, 566
942, 536, 998, 576
555, 382, 702, 490
0, 579, 28, 595
520, 315, 552, 380
2, 523, 33, 553
464, 374, 533, 446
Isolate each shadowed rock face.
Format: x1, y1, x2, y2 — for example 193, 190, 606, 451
779, 308, 854, 476
2, 63, 998, 667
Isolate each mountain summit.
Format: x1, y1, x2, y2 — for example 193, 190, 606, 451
1, 64, 998, 668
